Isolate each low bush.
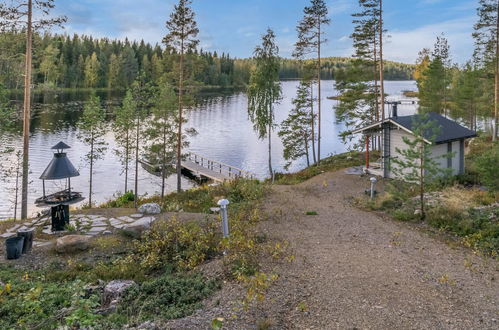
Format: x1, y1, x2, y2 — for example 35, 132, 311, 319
118, 272, 219, 324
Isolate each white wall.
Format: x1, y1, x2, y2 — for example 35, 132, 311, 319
389, 128, 417, 179
388, 127, 462, 179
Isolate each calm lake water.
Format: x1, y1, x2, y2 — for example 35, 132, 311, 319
0, 80, 418, 219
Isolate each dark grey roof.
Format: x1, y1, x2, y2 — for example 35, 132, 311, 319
40, 153, 80, 180
390, 112, 477, 144
51, 141, 71, 150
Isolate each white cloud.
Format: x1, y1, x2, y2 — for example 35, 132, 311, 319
385, 16, 475, 64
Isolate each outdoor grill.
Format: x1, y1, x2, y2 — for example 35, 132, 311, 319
35, 142, 84, 231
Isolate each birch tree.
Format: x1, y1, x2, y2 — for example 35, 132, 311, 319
247, 28, 282, 177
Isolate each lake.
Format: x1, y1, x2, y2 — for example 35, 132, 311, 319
0, 80, 418, 219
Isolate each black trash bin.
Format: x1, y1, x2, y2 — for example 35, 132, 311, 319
51, 204, 69, 231
6, 236, 25, 260
17, 228, 34, 254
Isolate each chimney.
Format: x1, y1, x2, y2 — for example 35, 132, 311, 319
392, 102, 398, 118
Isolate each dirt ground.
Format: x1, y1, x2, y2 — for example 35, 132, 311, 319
169, 169, 498, 329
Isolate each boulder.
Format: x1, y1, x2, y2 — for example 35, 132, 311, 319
138, 203, 161, 215
55, 235, 91, 253
102, 280, 136, 307
122, 217, 155, 237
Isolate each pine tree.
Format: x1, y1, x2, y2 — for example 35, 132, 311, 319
163, 0, 199, 193
279, 80, 315, 169
145, 84, 178, 198
473, 0, 499, 140
113, 90, 137, 193
0, 0, 66, 219
247, 28, 282, 178
418, 35, 451, 115
77, 94, 108, 207
335, 0, 382, 149
294, 0, 330, 164
451, 63, 482, 130
391, 114, 450, 220
130, 75, 155, 207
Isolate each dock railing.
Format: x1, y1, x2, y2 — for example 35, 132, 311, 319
186, 152, 256, 180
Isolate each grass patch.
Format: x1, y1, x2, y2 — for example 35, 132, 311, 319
101, 178, 266, 213
274, 151, 368, 185
305, 211, 318, 215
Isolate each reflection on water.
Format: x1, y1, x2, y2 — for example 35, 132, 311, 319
0, 80, 419, 219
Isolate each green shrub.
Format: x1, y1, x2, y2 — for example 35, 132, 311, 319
118, 272, 219, 323
474, 144, 499, 191
128, 216, 220, 272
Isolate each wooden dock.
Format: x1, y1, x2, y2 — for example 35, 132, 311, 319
182, 153, 255, 183
140, 153, 256, 183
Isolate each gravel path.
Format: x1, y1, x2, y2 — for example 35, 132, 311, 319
248, 170, 498, 329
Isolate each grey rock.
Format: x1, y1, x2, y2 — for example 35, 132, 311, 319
122, 217, 155, 237
55, 235, 91, 253
138, 203, 161, 215
102, 280, 136, 307
130, 213, 143, 218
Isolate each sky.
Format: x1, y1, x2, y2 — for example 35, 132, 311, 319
52, 0, 479, 64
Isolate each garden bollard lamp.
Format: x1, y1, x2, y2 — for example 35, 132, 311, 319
370, 177, 377, 199
217, 199, 230, 237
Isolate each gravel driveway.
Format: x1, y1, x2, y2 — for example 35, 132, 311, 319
250, 170, 498, 329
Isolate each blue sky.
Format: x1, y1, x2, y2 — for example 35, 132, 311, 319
53, 0, 478, 64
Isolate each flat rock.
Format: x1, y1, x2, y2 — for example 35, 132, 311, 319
88, 226, 107, 233
90, 220, 108, 227
118, 216, 135, 223
7, 224, 21, 232
55, 235, 91, 253
138, 203, 161, 215
130, 213, 143, 218
122, 217, 156, 236
0, 232, 16, 238
33, 240, 53, 248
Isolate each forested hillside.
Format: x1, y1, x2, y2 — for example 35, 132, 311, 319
0, 32, 414, 92
279, 57, 414, 80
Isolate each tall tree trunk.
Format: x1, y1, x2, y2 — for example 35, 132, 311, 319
317, 22, 322, 165
177, 43, 184, 193
420, 149, 425, 220
494, 0, 499, 141
310, 83, 317, 164
89, 137, 94, 208
304, 133, 310, 167
268, 110, 273, 178
14, 156, 20, 221
373, 26, 380, 150
161, 123, 167, 199
21, 0, 33, 220
125, 130, 129, 192
379, 0, 385, 121
134, 116, 140, 208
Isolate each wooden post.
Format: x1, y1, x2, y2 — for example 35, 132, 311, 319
365, 135, 370, 169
